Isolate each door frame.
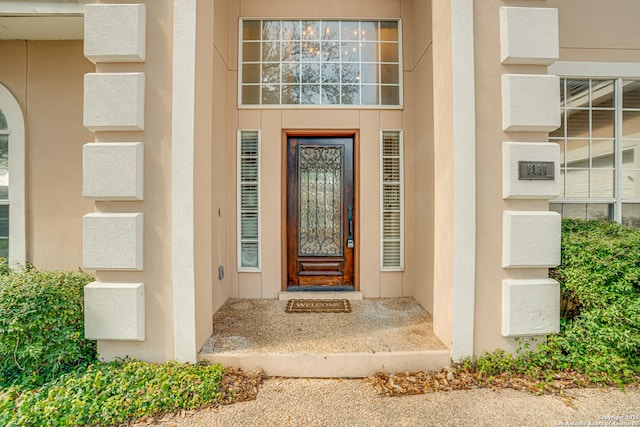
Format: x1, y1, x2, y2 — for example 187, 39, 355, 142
281, 130, 360, 291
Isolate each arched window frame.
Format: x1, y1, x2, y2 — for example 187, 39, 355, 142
0, 84, 26, 265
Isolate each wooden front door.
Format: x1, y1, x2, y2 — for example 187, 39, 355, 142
286, 136, 355, 288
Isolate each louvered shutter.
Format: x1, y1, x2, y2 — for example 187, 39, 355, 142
238, 131, 260, 270
381, 131, 403, 269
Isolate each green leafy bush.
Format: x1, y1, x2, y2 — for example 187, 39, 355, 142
461, 219, 640, 387
0, 269, 97, 387
1, 361, 225, 426
545, 219, 640, 381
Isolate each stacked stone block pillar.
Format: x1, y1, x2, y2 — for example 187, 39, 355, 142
82, 4, 146, 342
499, 3, 562, 337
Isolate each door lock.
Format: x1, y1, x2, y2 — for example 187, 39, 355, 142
347, 205, 354, 248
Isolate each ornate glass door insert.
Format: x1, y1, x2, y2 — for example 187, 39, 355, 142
298, 146, 343, 256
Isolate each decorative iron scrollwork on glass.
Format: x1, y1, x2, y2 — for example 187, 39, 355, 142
298, 146, 343, 256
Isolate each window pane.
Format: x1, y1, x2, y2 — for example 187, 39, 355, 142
282, 21, 300, 41
591, 140, 614, 168
341, 63, 359, 84
243, 20, 261, 40
380, 21, 398, 41
382, 86, 399, 105
565, 79, 589, 108
322, 42, 340, 62
590, 169, 614, 198
565, 169, 589, 197
592, 109, 614, 138
282, 85, 300, 104
622, 203, 640, 228
321, 21, 339, 41
262, 42, 280, 62
301, 85, 320, 104
361, 85, 378, 105
282, 63, 300, 83
242, 85, 259, 104
262, 63, 280, 83
623, 111, 640, 139
261, 85, 280, 104
243, 42, 260, 62
361, 42, 378, 62
321, 85, 340, 104
341, 85, 360, 104
301, 21, 320, 40
262, 21, 281, 40
566, 110, 589, 137
241, 242, 259, 268
380, 43, 398, 62
381, 64, 399, 84
0, 204, 7, 260
282, 41, 301, 62
623, 80, 640, 109
0, 135, 7, 200
591, 80, 615, 108
0, 110, 6, 130
622, 169, 640, 198
341, 21, 360, 41
587, 204, 612, 220
321, 63, 340, 84
301, 42, 320, 61
563, 204, 587, 219
301, 63, 320, 83
566, 140, 589, 167
242, 64, 260, 83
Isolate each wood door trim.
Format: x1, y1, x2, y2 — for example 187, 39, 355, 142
281, 130, 359, 291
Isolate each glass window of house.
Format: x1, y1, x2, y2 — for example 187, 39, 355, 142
239, 19, 401, 107
550, 78, 640, 227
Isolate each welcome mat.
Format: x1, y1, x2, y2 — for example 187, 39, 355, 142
285, 299, 352, 313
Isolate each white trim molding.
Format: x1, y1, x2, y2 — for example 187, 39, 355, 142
450, 0, 476, 361
171, 0, 198, 363
0, 2, 89, 16
0, 83, 26, 266
549, 61, 640, 79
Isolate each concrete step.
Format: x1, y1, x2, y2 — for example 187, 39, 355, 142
199, 298, 450, 378
198, 350, 450, 378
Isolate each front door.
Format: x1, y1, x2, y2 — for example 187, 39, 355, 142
286, 136, 355, 288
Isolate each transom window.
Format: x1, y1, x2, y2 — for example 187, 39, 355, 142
239, 19, 401, 107
550, 78, 640, 226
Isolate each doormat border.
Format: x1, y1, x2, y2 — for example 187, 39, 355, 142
285, 299, 352, 313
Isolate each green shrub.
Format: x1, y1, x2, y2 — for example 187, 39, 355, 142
545, 219, 640, 381
461, 219, 640, 387
1, 361, 225, 426
0, 269, 97, 387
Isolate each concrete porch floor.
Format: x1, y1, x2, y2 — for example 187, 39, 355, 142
198, 297, 450, 378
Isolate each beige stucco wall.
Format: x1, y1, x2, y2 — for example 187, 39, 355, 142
94, 0, 175, 362
405, 0, 434, 312
0, 40, 94, 271
548, 0, 640, 63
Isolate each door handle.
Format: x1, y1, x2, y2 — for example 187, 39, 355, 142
347, 205, 354, 248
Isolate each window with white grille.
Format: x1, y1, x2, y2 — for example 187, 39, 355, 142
237, 130, 260, 271
381, 130, 403, 270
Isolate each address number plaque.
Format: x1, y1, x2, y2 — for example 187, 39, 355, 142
518, 161, 555, 181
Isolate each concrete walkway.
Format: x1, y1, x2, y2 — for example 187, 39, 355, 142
146, 378, 640, 427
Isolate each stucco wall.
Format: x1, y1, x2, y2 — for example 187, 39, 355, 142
0, 40, 94, 271
405, 0, 434, 313
548, 0, 640, 63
